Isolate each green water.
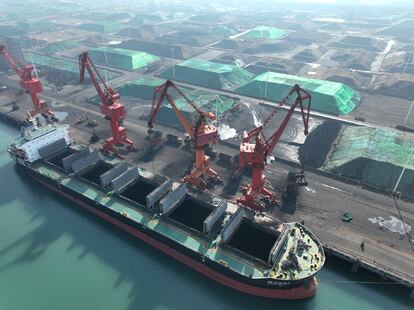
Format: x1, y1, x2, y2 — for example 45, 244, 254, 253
0, 121, 412, 310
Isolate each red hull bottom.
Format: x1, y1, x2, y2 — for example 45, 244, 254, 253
34, 175, 317, 299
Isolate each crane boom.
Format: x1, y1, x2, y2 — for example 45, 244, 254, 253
0, 45, 54, 118
237, 84, 311, 210
149, 80, 220, 189
149, 80, 195, 140
78, 51, 134, 155
263, 85, 311, 156
0, 45, 26, 79
79, 52, 119, 105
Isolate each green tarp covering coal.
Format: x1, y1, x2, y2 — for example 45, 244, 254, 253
89, 47, 161, 71
42, 40, 82, 55
211, 26, 236, 36
24, 52, 120, 84
235, 72, 359, 115
155, 89, 238, 128
324, 126, 414, 199
77, 21, 124, 33
16, 21, 58, 33
239, 26, 287, 40
159, 58, 254, 90
116, 77, 238, 128
118, 77, 166, 100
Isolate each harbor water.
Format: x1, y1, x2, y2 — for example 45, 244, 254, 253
0, 121, 412, 310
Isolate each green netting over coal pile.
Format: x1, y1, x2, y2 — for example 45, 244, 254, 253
2, 7, 64, 21
89, 47, 161, 71
42, 40, 82, 55
159, 58, 254, 90
118, 77, 166, 99
324, 126, 414, 199
235, 72, 359, 115
129, 14, 164, 25
16, 21, 58, 33
25, 52, 81, 73
77, 21, 124, 33
155, 89, 238, 128
24, 52, 120, 83
240, 26, 287, 40
211, 26, 236, 36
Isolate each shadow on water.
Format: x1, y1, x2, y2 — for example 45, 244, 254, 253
1, 123, 413, 310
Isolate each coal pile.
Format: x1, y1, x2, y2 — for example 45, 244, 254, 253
331, 35, 386, 52
330, 49, 376, 71
317, 67, 372, 91
245, 59, 304, 75
293, 45, 328, 63
371, 74, 414, 99
212, 39, 248, 51
381, 51, 413, 74
242, 41, 297, 54
286, 31, 332, 45
116, 39, 204, 59
299, 121, 342, 168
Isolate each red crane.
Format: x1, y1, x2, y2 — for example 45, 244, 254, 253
237, 84, 311, 210
148, 80, 220, 189
79, 51, 135, 155
0, 44, 54, 118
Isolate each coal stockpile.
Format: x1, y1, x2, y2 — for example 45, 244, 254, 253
121, 180, 157, 206
169, 199, 213, 232
47, 148, 76, 168
331, 49, 376, 71
228, 221, 278, 262
299, 121, 342, 168
81, 161, 113, 185
242, 41, 297, 54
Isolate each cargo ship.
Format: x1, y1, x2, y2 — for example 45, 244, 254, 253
7, 121, 325, 300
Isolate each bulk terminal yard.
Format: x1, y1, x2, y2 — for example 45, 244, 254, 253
0, 0, 413, 307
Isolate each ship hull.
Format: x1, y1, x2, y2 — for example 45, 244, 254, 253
20, 164, 317, 300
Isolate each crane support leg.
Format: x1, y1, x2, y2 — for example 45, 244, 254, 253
236, 168, 279, 210
183, 148, 221, 189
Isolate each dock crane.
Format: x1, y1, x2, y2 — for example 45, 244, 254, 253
237, 84, 311, 210
79, 51, 135, 155
0, 45, 55, 119
148, 79, 221, 189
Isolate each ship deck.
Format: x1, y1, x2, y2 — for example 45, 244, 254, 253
33, 152, 324, 282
